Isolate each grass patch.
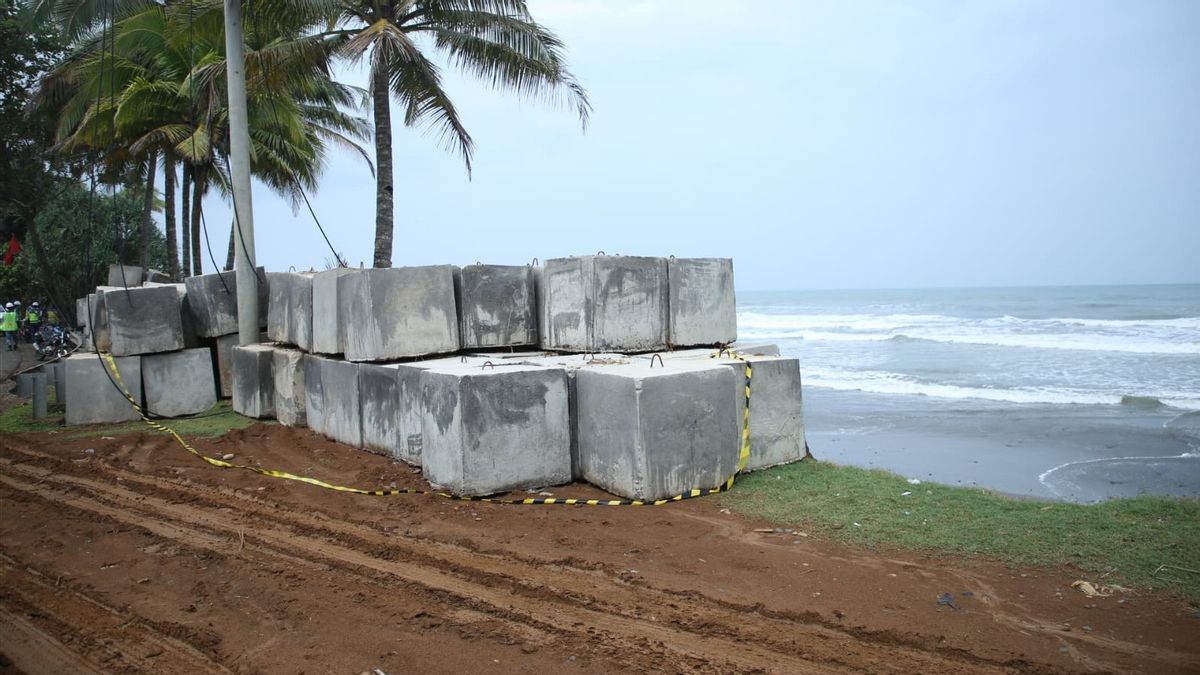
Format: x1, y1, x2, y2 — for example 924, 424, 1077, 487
0, 399, 262, 439
723, 460, 1200, 602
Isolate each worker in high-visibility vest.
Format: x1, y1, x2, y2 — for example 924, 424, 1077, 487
0, 302, 18, 351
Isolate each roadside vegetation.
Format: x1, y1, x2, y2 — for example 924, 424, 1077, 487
723, 459, 1200, 603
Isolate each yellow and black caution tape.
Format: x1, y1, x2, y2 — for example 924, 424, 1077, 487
99, 349, 751, 506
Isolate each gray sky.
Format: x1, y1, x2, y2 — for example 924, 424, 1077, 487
196, 0, 1200, 291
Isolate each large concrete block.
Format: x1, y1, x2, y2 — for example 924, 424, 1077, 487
454, 264, 538, 349
311, 268, 358, 354
576, 360, 738, 501
272, 347, 306, 426
303, 355, 361, 446
645, 352, 805, 471
342, 266, 459, 362
143, 282, 202, 348
144, 268, 171, 284
214, 334, 237, 397
231, 344, 275, 419
519, 353, 630, 480
107, 264, 143, 287
420, 363, 570, 496
266, 272, 313, 351
103, 285, 184, 356
184, 269, 268, 338
83, 291, 114, 351
667, 258, 736, 348
142, 348, 217, 417
64, 353, 142, 425
540, 255, 668, 352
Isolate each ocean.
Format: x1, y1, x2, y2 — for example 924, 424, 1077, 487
736, 284, 1200, 502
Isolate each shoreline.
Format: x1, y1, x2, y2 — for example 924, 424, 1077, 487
802, 386, 1200, 503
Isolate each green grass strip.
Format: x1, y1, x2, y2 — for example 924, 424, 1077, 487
0, 399, 261, 439
723, 460, 1200, 602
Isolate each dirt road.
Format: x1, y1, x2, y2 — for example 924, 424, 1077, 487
1, 424, 1197, 674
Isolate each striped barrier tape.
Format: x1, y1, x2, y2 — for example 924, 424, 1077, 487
99, 349, 751, 506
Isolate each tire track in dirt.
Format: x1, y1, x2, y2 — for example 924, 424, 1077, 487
0, 452, 1021, 674
0, 553, 231, 674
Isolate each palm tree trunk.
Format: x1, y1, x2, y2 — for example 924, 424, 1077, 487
164, 152, 179, 280
191, 166, 204, 275
224, 220, 235, 271
181, 165, 192, 278
139, 154, 157, 270
371, 63, 394, 268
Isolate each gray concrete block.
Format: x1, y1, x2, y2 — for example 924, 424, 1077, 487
576, 360, 738, 501
303, 355, 361, 446
142, 348, 217, 417
184, 269, 268, 338
631, 351, 805, 471
214, 334, 238, 397
83, 292, 110, 351
231, 344, 275, 418
64, 353, 142, 425
420, 363, 571, 496
272, 347, 306, 426
107, 264, 143, 287
540, 255, 668, 352
342, 266, 459, 362
667, 257, 736, 348
143, 282, 202, 348
144, 269, 171, 283
454, 264, 538, 349
103, 285, 184, 356
311, 268, 358, 354
519, 353, 630, 480
267, 272, 313, 351
359, 355, 496, 465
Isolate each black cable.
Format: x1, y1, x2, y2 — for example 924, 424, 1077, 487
197, 208, 232, 294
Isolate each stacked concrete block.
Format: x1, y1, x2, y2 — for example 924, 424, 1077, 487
303, 354, 362, 447
231, 344, 275, 418
64, 353, 142, 425
272, 347, 306, 426
540, 255, 668, 353
107, 264, 143, 287
311, 268, 358, 354
667, 258, 737, 347
454, 264, 538, 349
214, 334, 238, 397
359, 355, 496, 465
184, 268, 268, 338
642, 352, 805, 471
142, 348, 217, 417
142, 281, 202, 348
103, 285, 184, 356
420, 363, 571, 496
267, 272, 314, 351
341, 266, 459, 362
575, 360, 739, 501
520, 353, 630, 480
144, 269, 171, 284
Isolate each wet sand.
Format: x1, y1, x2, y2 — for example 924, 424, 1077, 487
804, 388, 1200, 503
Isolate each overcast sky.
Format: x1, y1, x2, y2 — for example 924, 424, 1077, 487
194, 0, 1200, 291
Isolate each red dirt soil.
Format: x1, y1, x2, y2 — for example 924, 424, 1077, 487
1, 423, 1197, 674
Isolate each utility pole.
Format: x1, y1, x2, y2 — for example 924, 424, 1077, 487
224, 0, 258, 345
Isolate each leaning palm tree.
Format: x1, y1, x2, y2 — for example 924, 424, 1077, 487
326, 0, 591, 267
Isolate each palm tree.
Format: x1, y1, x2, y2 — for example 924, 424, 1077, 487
326, 0, 591, 267
33, 0, 371, 278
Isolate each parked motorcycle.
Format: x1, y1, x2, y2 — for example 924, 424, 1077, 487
33, 324, 78, 360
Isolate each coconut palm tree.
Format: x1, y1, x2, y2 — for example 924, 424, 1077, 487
32, 0, 371, 277
325, 0, 591, 267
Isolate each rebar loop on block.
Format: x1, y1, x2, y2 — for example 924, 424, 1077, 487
649, 354, 665, 369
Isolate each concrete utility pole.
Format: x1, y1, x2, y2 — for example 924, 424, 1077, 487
223, 0, 259, 345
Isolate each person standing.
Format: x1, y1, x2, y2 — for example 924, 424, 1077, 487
1, 303, 18, 351
24, 302, 42, 343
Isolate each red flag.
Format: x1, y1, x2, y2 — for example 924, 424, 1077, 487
3, 235, 19, 265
